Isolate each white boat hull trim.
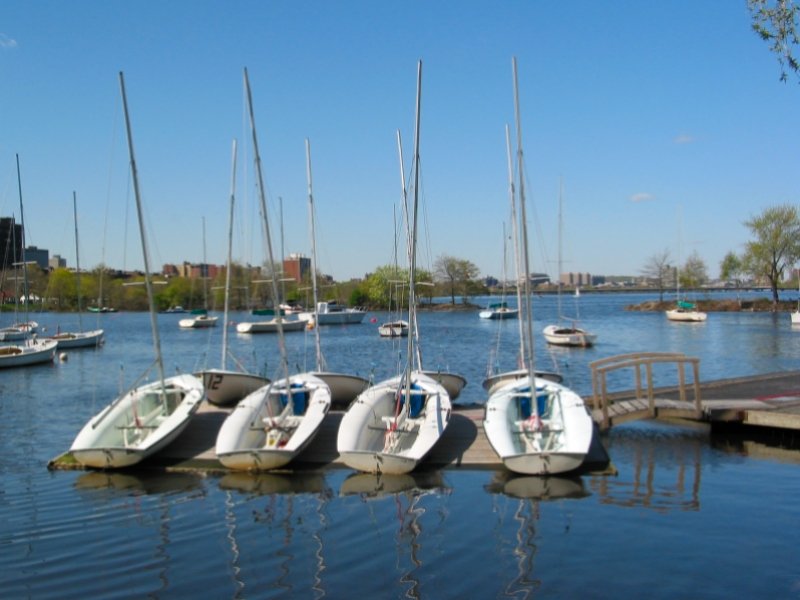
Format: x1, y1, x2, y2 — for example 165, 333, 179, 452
542, 324, 597, 347
69, 374, 204, 468
337, 371, 451, 475
216, 374, 332, 471
483, 375, 593, 475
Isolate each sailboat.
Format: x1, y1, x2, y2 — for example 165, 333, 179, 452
337, 61, 456, 475
792, 270, 800, 326
179, 217, 219, 328
215, 68, 331, 471
542, 181, 597, 347
482, 58, 593, 476
44, 192, 105, 349
0, 155, 58, 368
299, 138, 370, 406
69, 72, 204, 468
479, 223, 519, 320
198, 139, 270, 406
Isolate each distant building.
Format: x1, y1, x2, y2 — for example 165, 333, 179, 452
49, 254, 67, 269
174, 261, 220, 279
284, 253, 311, 283
25, 246, 49, 270
560, 272, 592, 286
0, 217, 23, 270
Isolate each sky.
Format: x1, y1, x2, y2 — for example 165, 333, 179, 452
1, 1, 798, 282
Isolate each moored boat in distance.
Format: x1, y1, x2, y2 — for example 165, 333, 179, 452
299, 301, 366, 325
479, 301, 518, 320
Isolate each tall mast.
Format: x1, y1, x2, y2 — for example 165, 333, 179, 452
15, 154, 30, 330
305, 138, 324, 371
557, 178, 563, 320
512, 56, 536, 377
119, 71, 166, 389
406, 60, 423, 375
505, 124, 525, 368
243, 67, 289, 379
222, 139, 237, 369
73, 191, 84, 330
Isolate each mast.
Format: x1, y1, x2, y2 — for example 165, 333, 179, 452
556, 178, 563, 321
119, 71, 166, 389
202, 216, 209, 311
512, 56, 536, 379
222, 139, 237, 369
15, 154, 30, 332
505, 124, 525, 368
406, 60, 423, 377
305, 138, 324, 371
73, 191, 84, 331
243, 67, 289, 380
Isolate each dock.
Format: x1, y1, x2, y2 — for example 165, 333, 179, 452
49, 364, 800, 474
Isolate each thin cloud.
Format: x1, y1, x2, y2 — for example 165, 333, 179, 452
0, 33, 18, 48
630, 193, 655, 203
674, 133, 695, 144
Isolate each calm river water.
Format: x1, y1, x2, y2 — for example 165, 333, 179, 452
2, 291, 800, 598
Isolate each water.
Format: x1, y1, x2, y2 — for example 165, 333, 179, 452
2, 291, 800, 598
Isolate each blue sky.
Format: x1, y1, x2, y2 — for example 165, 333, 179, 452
1, 1, 798, 281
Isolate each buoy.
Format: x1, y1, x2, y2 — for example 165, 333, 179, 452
59, 352, 68, 362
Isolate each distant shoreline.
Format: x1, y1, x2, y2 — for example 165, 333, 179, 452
625, 299, 797, 313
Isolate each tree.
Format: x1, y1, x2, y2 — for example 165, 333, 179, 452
742, 204, 800, 306
749, 0, 800, 83
720, 251, 745, 304
680, 251, 708, 289
434, 255, 480, 304
719, 251, 744, 284
640, 249, 671, 302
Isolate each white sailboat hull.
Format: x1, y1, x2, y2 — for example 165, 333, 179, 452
483, 375, 593, 475
299, 308, 367, 325
542, 324, 597, 347
378, 320, 409, 337
216, 374, 331, 470
199, 369, 271, 407
236, 318, 307, 334
70, 374, 204, 468
0, 338, 58, 368
666, 308, 707, 322
337, 371, 451, 475
179, 315, 219, 328
479, 307, 518, 320
312, 371, 370, 407
46, 329, 105, 349
792, 311, 800, 325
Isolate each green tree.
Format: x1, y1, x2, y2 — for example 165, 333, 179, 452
47, 267, 77, 310
640, 249, 671, 302
749, 0, 800, 82
680, 251, 708, 289
719, 251, 744, 284
363, 265, 409, 308
742, 204, 800, 306
434, 255, 480, 304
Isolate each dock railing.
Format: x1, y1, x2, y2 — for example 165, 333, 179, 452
589, 352, 702, 429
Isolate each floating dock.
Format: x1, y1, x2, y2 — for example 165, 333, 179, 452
49, 369, 800, 474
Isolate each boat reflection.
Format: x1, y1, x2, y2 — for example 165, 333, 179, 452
485, 471, 590, 500
219, 471, 329, 496
339, 470, 450, 498
74, 469, 204, 495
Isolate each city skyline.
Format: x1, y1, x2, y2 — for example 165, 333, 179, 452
1, 2, 798, 282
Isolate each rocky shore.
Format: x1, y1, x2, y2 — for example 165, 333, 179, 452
625, 298, 797, 312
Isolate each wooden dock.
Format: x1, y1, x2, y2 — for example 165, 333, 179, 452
49, 365, 800, 474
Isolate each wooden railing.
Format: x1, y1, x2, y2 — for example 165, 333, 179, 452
589, 352, 702, 429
